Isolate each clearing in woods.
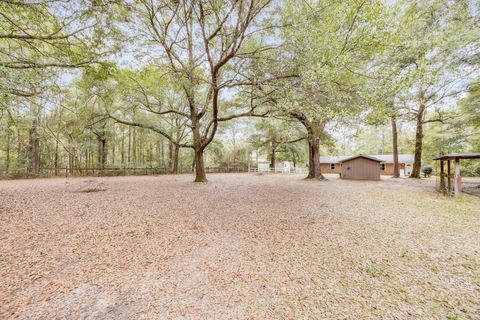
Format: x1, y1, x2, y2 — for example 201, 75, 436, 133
1, 174, 479, 319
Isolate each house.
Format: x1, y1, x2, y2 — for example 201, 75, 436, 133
254, 159, 292, 173
256, 160, 271, 172
319, 154, 414, 176
339, 155, 382, 180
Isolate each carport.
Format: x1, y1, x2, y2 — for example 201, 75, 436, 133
434, 153, 480, 197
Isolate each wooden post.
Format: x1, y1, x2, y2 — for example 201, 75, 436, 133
454, 157, 461, 197
439, 160, 445, 194
447, 160, 451, 194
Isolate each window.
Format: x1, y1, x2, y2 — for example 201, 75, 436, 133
380, 163, 385, 171
330, 163, 336, 170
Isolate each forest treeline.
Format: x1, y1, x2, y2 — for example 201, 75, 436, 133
0, 0, 479, 181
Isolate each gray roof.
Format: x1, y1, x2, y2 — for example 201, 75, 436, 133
320, 154, 414, 164
338, 155, 383, 163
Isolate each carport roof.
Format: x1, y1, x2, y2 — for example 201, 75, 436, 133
338, 155, 383, 163
433, 153, 480, 161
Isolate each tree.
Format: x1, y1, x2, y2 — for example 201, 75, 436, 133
0, 0, 120, 175
249, 119, 304, 169
121, 0, 276, 182
107, 66, 191, 173
391, 0, 479, 178
422, 78, 480, 176
276, 0, 387, 179
0, 0, 119, 97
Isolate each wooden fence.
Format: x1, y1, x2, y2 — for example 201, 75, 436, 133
0, 166, 250, 179
248, 167, 306, 174
0, 165, 309, 179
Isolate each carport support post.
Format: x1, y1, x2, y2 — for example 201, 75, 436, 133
447, 160, 451, 194
454, 157, 461, 197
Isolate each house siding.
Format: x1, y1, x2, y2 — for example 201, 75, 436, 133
320, 162, 406, 176
320, 163, 341, 174
382, 163, 405, 175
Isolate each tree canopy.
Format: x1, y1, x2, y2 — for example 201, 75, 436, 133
1, 0, 479, 180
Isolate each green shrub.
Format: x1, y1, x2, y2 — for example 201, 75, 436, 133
460, 160, 480, 177
422, 165, 433, 177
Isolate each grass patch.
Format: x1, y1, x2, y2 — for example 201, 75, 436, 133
365, 260, 388, 278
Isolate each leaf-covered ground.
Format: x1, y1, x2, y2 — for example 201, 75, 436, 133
1, 174, 479, 319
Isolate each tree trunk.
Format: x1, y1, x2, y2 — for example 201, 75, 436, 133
127, 126, 131, 165
5, 128, 10, 174
68, 153, 72, 174
54, 138, 59, 176
290, 112, 324, 180
381, 128, 385, 154
191, 150, 196, 172
101, 138, 107, 169
85, 149, 88, 174
168, 141, 174, 173
69, 151, 74, 174
112, 127, 115, 167
160, 138, 165, 169
97, 134, 107, 170
149, 143, 153, 163
194, 149, 207, 182
132, 127, 137, 166
17, 127, 22, 170
270, 142, 276, 170
121, 126, 125, 166
306, 132, 324, 180
172, 144, 179, 174
411, 97, 425, 178
139, 130, 143, 166
439, 160, 446, 194
97, 139, 101, 168
33, 129, 40, 173
391, 114, 399, 178
28, 119, 40, 174
232, 125, 236, 164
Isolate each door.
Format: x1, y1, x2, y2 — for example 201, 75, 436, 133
404, 163, 412, 176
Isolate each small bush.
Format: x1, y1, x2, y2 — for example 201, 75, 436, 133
422, 165, 433, 178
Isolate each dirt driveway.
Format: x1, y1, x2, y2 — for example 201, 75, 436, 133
1, 174, 479, 319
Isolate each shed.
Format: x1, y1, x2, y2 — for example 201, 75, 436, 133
339, 155, 382, 180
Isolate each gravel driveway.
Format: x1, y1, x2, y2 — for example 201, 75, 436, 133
1, 174, 479, 319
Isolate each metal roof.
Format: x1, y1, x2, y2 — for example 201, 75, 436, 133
320, 154, 414, 164
433, 153, 480, 161
338, 155, 383, 163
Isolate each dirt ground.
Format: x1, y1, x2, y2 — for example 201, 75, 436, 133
1, 173, 479, 319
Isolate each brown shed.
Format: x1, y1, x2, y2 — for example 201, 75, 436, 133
340, 155, 382, 180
